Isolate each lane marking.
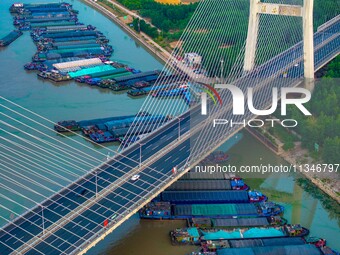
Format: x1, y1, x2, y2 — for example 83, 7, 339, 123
5, 234, 15, 243
81, 223, 91, 230
12, 236, 24, 245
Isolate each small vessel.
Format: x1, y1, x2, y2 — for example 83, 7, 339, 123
248, 190, 267, 202
170, 227, 201, 245
230, 177, 249, 190
306, 236, 327, 248
54, 120, 80, 132
132, 81, 150, 89
24, 62, 47, 71
201, 151, 229, 164
37, 71, 51, 79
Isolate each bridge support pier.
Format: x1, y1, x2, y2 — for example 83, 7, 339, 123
244, 0, 260, 72
244, 0, 315, 85
303, 0, 315, 91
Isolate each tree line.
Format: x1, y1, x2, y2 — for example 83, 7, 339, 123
286, 56, 340, 164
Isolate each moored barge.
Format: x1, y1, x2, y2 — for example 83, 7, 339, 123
0, 30, 23, 47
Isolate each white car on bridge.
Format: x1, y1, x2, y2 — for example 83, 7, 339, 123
131, 174, 140, 181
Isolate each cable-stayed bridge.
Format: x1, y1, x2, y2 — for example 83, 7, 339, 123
0, 0, 339, 254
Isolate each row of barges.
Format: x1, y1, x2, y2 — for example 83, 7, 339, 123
9, 3, 198, 104
54, 112, 171, 143
9, 2, 168, 90
137, 170, 339, 255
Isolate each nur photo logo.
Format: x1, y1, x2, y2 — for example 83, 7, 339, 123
200, 84, 312, 128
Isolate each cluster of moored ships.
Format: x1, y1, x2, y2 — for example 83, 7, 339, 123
54, 112, 171, 144
138, 171, 339, 255
7, 2, 194, 102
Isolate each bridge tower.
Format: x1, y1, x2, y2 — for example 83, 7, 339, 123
244, 0, 314, 81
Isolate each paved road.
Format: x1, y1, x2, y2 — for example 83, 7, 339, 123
0, 16, 339, 255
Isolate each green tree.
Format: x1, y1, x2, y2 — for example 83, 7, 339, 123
322, 137, 340, 164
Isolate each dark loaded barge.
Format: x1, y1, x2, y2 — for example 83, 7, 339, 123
188, 216, 287, 229
166, 179, 249, 191
54, 112, 170, 144
0, 30, 23, 47
140, 202, 284, 220
153, 190, 267, 204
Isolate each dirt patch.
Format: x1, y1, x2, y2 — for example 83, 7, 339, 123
169, 40, 182, 49
119, 15, 133, 24
219, 43, 233, 49
192, 28, 209, 34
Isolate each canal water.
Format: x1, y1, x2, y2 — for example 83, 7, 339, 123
0, 0, 339, 254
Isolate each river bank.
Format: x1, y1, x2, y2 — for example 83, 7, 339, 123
247, 126, 340, 204
80, 0, 170, 64
281, 143, 340, 204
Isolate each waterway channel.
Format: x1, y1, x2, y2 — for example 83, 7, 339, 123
0, 0, 339, 254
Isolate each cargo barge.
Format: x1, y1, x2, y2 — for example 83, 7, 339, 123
14, 16, 77, 26
74, 68, 130, 83
24, 21, 79, 30
88, 115, 169, 143
32, 47, 112, 61
54, 113, 149, 132
32, 30, 101, 41
188, 216, 287, 229
52, 57, 104, 72
127, 85, 169, 96
10, 3, 72, 13
39, 41, 100, 51
171, 224, 309, 245
166, 179, 248, 191
70, 65, 115, 79
140, 202, 284, 220
154, 190, 267, 204
0, 30, 23, 47
191, 244, 334, 255
180, 172, 235, 180
40, 24, 96, 32
200, 236, 306, 251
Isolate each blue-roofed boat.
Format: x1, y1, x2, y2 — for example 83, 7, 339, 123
171, 224, 308, 245
140, 202, 284, 220
154, 190, 266, 204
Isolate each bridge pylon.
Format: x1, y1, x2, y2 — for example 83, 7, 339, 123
244, 0, 315, 81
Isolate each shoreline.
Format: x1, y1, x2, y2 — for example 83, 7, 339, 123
80, 0, 170, 64
281, 146, 340, 204
247, 128, 340, 204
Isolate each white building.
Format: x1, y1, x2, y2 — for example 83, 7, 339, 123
184, 53, 202, 67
